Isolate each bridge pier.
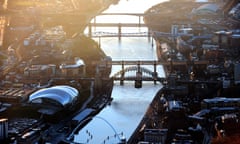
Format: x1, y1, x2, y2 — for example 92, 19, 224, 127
148, 28, 151, 42
88, 23, 92, 37
93, 17, 96, 24
135, 61, 142, 88
120, 60, 125, 86
135, 71, 142, 88
138, 16, 141, 27
98, 36, 101, 48
118, 23, 121, 41
152, 61, 158, 85
148, 29, 154, 47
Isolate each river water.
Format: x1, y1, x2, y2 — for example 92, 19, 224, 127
86, 0, 168, 62
74, 0, 168, 143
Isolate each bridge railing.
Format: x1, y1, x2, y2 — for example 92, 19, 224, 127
91, 31, 149, 38
110, 60, 209, 65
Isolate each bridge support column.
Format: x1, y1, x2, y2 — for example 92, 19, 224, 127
98, 36, 101, 48
135, 71, 142, 88
118, 23, 121, 41
152, 61, 158, 85
138, 16, 141, 27
93, 17, 96, 24
120, 61, 124, 85
151, 36, 154, 48
88, 23, 92, 37
135, 61, 142, 88
147, 29, 154, 47
148, 28, 151, 42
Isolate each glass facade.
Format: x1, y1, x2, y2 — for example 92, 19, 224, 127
29, 85, 79, 107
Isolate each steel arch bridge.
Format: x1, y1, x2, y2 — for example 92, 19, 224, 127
111, 66, 163, 83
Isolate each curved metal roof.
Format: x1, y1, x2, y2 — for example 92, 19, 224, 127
29, 85, 79, 107
192, 3, 219, 15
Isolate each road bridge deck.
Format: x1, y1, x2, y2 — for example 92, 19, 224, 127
89, 23, 146, 27
110, 60, 209, 65
99, 13, 145, 16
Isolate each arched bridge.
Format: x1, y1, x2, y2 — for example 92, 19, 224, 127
110, 62, 166, 85
96, 60, 210, 86
112, 66, 155, 80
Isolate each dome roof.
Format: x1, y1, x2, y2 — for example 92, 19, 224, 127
29, 85, 79, 107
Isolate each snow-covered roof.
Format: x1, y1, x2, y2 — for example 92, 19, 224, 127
29, 85, 79, 107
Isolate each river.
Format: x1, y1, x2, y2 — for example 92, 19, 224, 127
85, 0, 168, 61
74, 0, 168, 143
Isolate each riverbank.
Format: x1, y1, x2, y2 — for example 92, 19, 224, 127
0, 1, 117, 144
4, 0, 118, 75
144, 0, 199, 32
141, 1, 240, 144
144, 0, 239, 32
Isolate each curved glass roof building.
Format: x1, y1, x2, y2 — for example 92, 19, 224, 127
29, 85, 79, 108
